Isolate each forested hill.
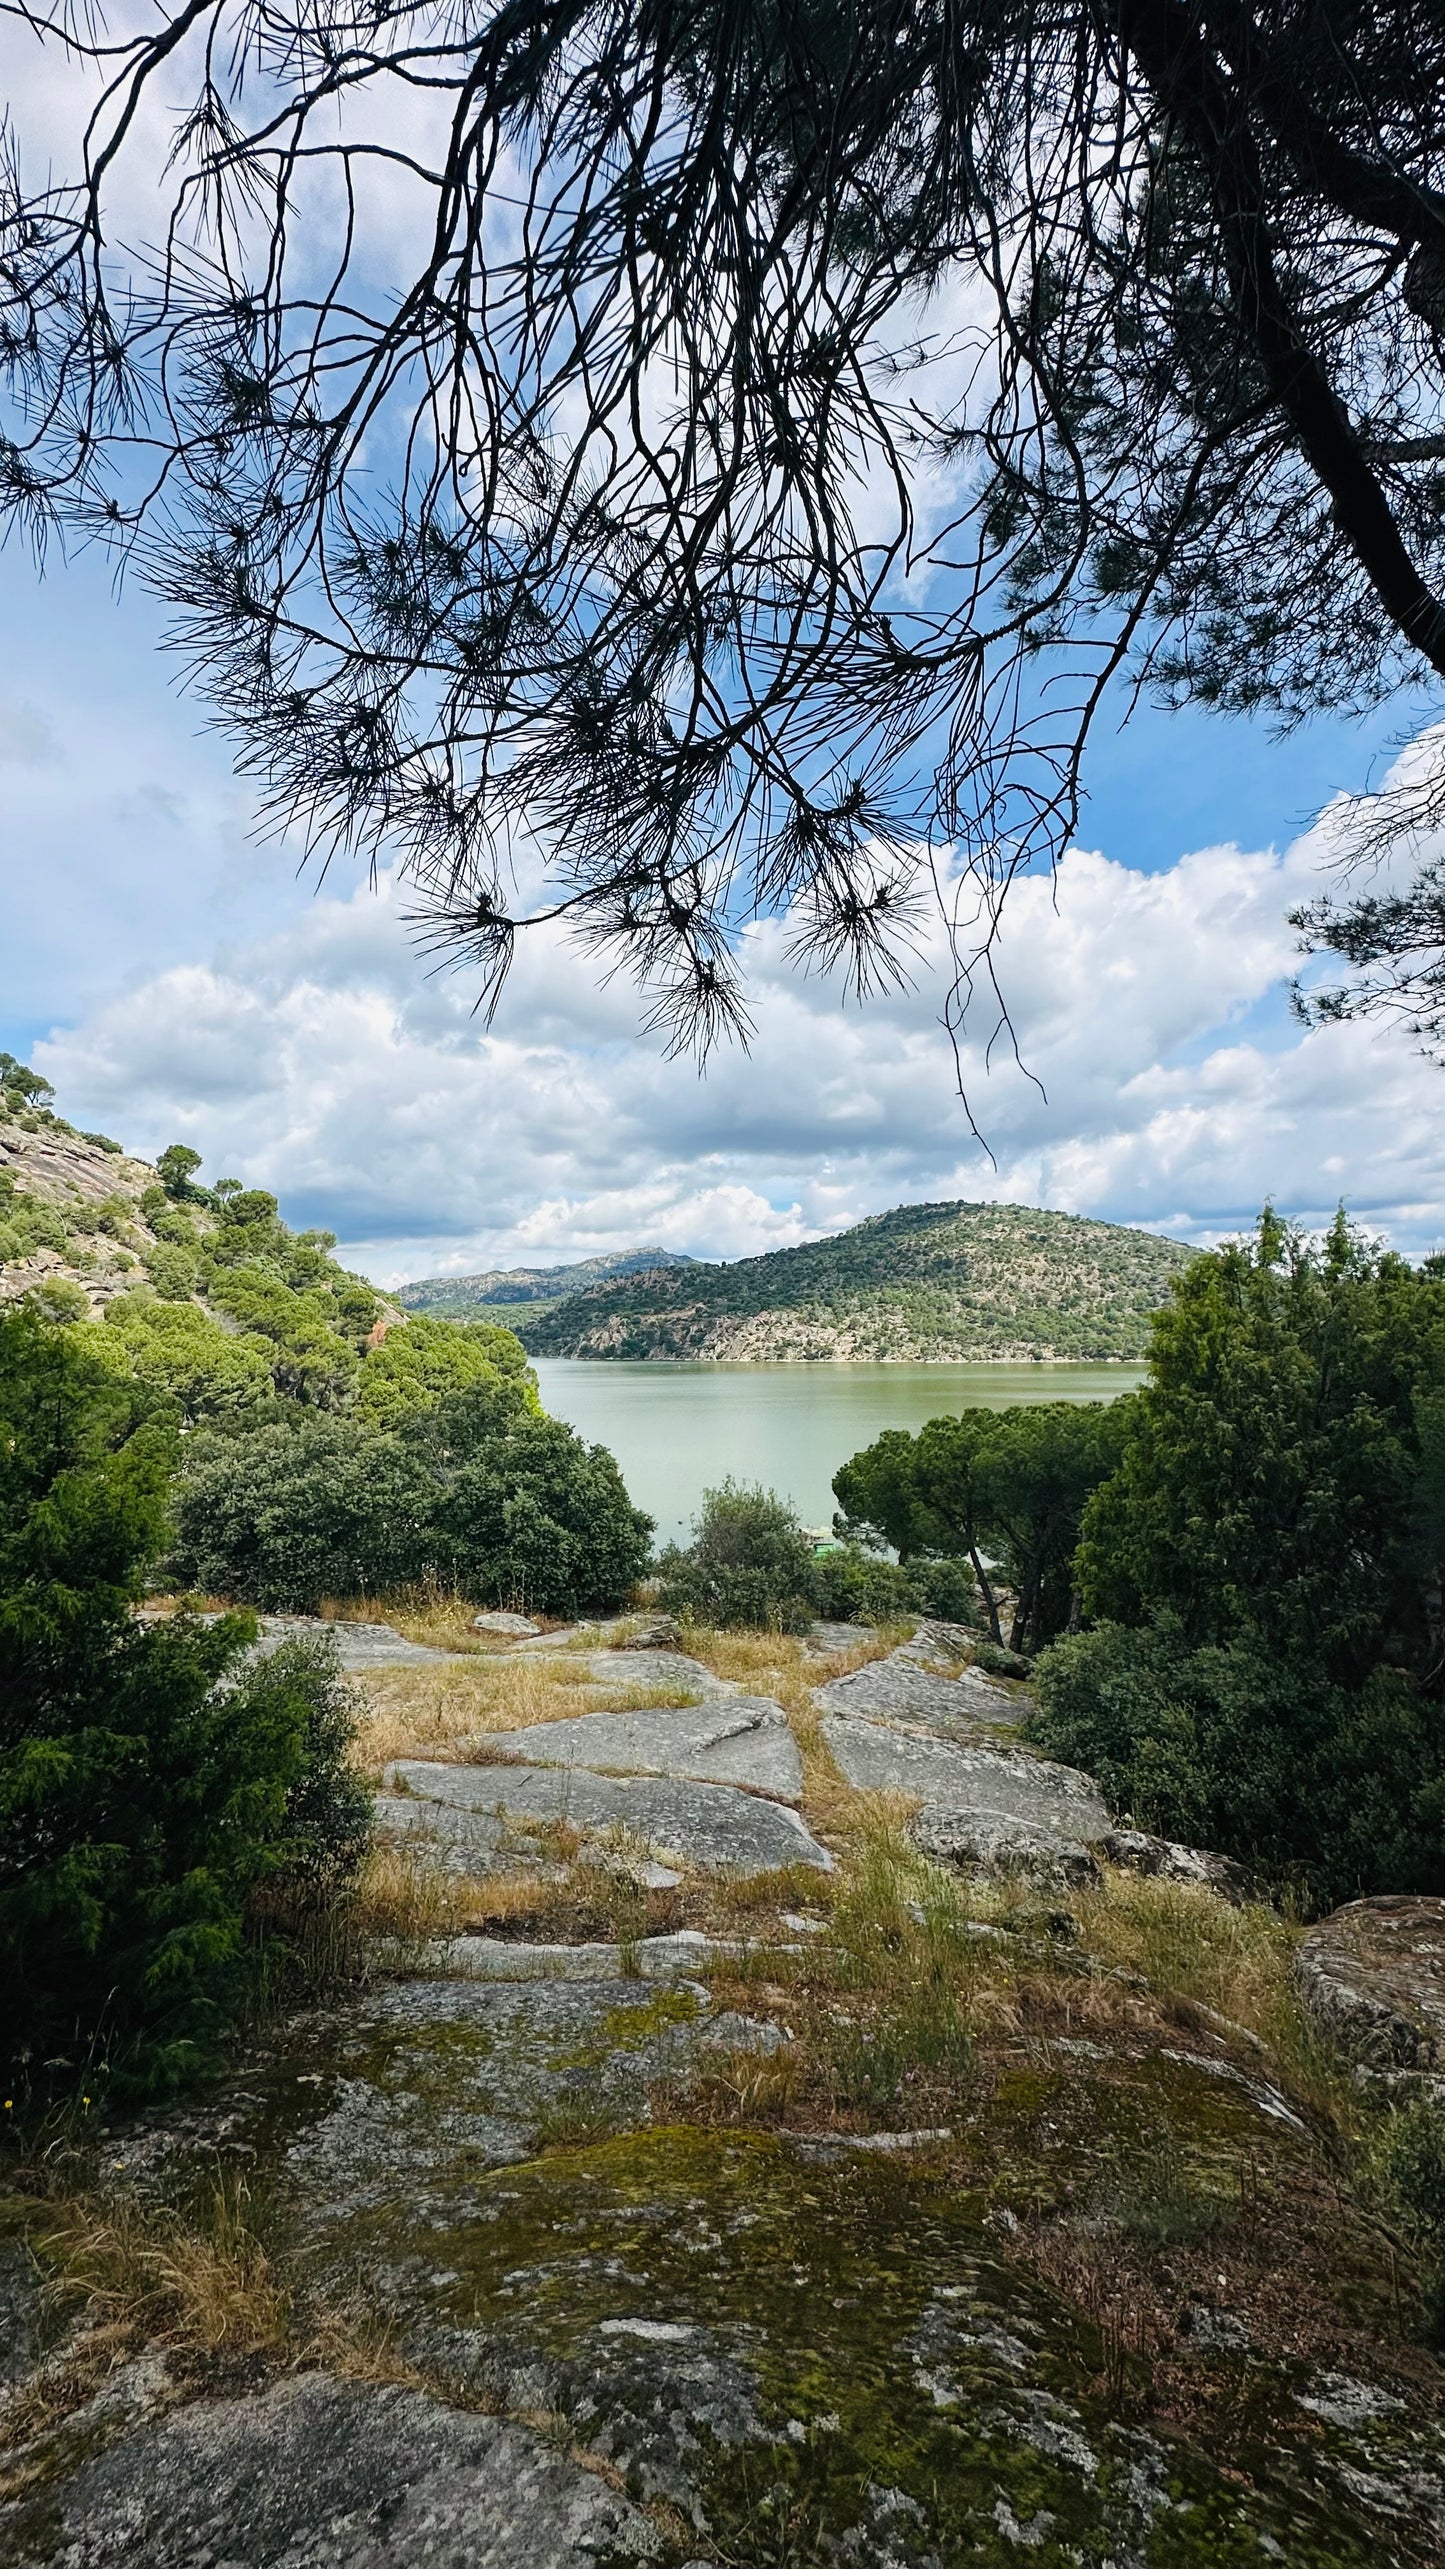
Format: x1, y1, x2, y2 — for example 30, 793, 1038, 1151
517, 1200, 1198, 1362
401, 1245, 696, 1320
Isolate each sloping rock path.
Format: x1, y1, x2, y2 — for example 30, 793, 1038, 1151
12, 1615, 1445, 2565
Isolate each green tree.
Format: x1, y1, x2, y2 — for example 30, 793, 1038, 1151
0, 1308, 365, 2102
354, 1313, 537, 1429
1030, 1214, 1445, 1903
167, 1391, 653, 1617
155, 1143, 204, 1201
95, 1295, 277, 1428
167, 1417, 440, 1610
430, 1394, 654, 1616
1077, 1211, 1445, 1688
836, 1401, 1132, 1653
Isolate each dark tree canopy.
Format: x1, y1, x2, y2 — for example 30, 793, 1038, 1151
4, 1, 1445, 1050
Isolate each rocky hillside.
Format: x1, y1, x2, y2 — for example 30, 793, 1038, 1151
519, 1198, 1197, 1362
401, 1245, 696, 1325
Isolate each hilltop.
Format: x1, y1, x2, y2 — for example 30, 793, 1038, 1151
401, 1245, 696, 1324
516, 1198, 1197, 1362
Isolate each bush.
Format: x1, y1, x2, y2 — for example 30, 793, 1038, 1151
430, 1395, 653, 1615
811, 1543, 977, 1628
1029, 1618, 1445, 1905
0, 1309, 367, 2104
232, 1634, 373, 1894
167, 1391, 653, 1618
656, 1481, 818, 1632
168, 1416, 439, 1609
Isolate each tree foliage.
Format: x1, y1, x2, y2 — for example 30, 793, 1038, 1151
3, 4, 1443, 1047
1077, 1210, 1445, 1688
835, 1399, 1131, 1652
0, 1308, 368, 2103
168, 1390, 654, 1615
1030, 1212, 1445, 1902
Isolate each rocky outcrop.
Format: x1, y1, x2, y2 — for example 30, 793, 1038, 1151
1296, 1896, 1445, 2072
388, 1756, 832, 1874
1, 2372, 664, 2566
1098, 1829, 1259, 1906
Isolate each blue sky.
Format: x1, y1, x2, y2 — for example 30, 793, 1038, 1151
4, 535, 1445, 1281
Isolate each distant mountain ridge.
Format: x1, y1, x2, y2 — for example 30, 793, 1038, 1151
400, 1246, 697, 1316
510, 1199, 1197, 1363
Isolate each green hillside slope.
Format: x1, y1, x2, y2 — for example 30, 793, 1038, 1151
519, 1199, 1198, 1362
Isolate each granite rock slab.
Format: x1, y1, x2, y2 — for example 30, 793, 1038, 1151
822, 1713, 1109, 1839
803, 1619, 874, 1654
1297, 1896, 1445, 2071
372, 1792, 572, 1881
419, 1930, 787, 1983
818, 1651, 1023, 1740
256, 1613, 451, 1670
481, 1696, 802, 1800
0, 2371, 661, 2567
913, 1806, 1101, 1889
389, 1757, 832, 1874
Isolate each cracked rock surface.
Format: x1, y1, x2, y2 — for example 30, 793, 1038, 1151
387, 1757, 832, 1873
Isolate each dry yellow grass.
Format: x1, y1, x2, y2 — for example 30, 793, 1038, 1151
351, 1654, 699, 1773
316, 1588, 587, 1654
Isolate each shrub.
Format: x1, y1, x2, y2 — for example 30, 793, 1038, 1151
811, 1543, 977, 1628
0, 1308, 365, 2104
231, 1634, 372, 1894
656, 1480, 818, 1632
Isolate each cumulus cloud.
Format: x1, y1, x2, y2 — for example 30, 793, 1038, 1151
32, 742, 1445, 1279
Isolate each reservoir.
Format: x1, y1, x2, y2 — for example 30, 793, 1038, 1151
533, 1358, 1145, 1547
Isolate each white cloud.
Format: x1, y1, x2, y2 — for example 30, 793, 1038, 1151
31, 744, 1445, 1279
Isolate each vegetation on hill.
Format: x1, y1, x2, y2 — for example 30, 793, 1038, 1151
0, 1057, 654, 1617
519, 1199, 1196, 1363
401, 1245, 696, 1318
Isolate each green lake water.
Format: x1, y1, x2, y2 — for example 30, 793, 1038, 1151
533, 1358, 1144, 1545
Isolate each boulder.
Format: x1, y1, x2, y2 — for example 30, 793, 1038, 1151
901, 1618, 977, 1665
615, 1614, 685, 1650
471, 1610, 542, 1637
1098, 1829, 1260, 1906
912, 1806, 1100, 1890
1296, 1896, 1445, 2071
